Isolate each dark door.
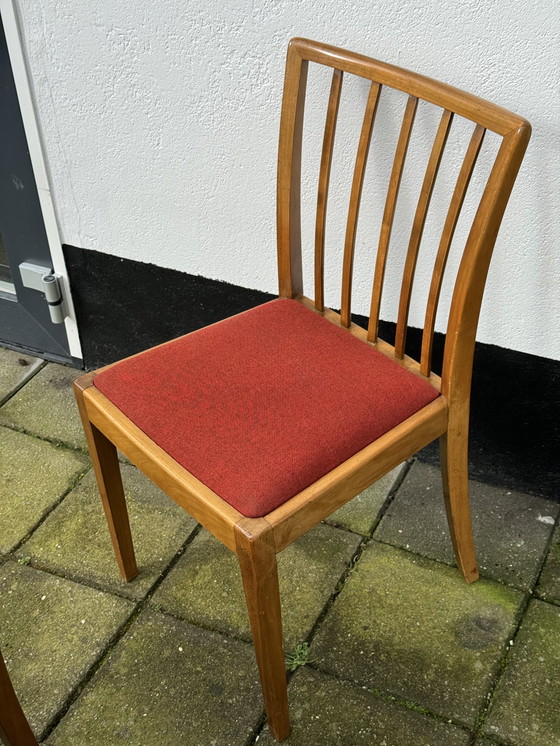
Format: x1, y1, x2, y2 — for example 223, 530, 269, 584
0, 13, 72, 362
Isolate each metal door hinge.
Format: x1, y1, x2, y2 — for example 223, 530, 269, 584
19, 261, 65, 324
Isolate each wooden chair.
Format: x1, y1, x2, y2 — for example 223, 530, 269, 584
0, 649, 38, 746
73, 38, 530, 741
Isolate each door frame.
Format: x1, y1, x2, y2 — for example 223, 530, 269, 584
0, 0, 82, 361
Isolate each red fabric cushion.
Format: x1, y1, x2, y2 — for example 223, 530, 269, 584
94, 299, 439, 517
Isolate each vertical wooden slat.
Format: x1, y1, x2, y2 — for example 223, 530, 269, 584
441, 122, 531, 403
277, 44, 308, 299
394, 108, 454, 358
315, 69, 343, 311
420, 124, 486, 376
367, 95, 418, 342
340, 81, 382, 327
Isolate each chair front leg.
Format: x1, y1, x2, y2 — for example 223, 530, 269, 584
235, 518, 290, 742
74, 377, 138, 581
440, 425, 478, 584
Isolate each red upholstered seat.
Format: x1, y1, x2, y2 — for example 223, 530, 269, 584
94, 299, 439, 517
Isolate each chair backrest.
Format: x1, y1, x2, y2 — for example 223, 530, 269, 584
277, 38, 530, 406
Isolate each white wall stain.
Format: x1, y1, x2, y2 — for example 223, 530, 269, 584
13, 0, 560, 359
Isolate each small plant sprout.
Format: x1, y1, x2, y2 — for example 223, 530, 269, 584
285, 642, 312, 671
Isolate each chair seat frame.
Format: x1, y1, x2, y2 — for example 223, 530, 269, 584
74, 38, 530, 742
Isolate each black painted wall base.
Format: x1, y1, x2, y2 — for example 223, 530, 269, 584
64, 245, 559, 502
63, 244, 274, 368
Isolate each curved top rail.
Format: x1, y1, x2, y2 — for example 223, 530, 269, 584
290, 38, 529, 136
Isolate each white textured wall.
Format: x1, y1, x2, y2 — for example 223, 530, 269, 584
14, 0, 560, 359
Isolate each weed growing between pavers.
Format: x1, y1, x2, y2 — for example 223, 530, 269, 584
286, 642, 313, 671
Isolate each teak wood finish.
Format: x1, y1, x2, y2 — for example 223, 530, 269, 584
74, 38, 530, 742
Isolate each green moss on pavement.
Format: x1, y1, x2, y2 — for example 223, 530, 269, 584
0, 347, 41, 404
0, 426, 87, 553
152, 523, 360, 651
326, 464, 405, 535
0, 562, 133, 738
312, 541, 523, 727
0, 363, 86, 449
47, 609, 262, 746
375, 462, 558, 590
20, 465, 197, 599
484, 600, 560, 745
258, 667, 470, 745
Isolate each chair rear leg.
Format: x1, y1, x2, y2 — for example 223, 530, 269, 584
439, 430, 478, 583
74, 377, 138, 581
235, 519, 290, 742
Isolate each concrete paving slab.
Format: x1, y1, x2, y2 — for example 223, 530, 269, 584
0, 347, 42, 405
0, 426, 88, 553
536, 523, 560, 604
0, 362, 86, 449
258, 667, 471, 745
325, 464, 405, 535
47, 609, 263, 746
312, 541, 523, 727
0, 562, 133, 738
20, 465, 197, 599
484, 599, 560, 746
375, 462, 558, 590
152, 523, 360, 652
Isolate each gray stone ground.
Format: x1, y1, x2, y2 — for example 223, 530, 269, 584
0, 346, 559, 745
